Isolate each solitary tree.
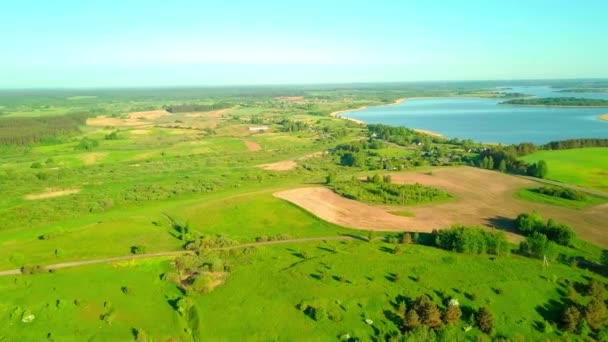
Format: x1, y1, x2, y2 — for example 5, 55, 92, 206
587, 279, 605, 300
601, 250, 608, 273
537, 160, 548, 178
402, 309, 421, 331
561, 305, 582, 333
476, 307, 494, 334
443, 300, 462, 325
498, 159, 507, 172
414, 296, 442, 329
584, 298, 606, 330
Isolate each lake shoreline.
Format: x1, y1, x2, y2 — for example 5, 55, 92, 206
330, 98, 446, 137
329, 98, 406, 125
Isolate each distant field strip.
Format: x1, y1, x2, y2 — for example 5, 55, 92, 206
24, 188, 81, 200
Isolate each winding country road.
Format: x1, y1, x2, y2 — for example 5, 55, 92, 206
0, 236, 358, 277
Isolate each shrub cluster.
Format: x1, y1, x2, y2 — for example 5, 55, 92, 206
515, 212, 575, 246
434, 225, 510, 255
331, 176, 451, 206
532, 186, 587, 201
560, 278, 607, 337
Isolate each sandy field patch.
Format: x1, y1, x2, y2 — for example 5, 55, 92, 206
185, 108, 232, 119
257, 160, 298, 171
129, 110, 169, 120
256, 151, 326, 171
276, 167, 608, 246
599, 114, 608, 121
83, 152, 107, 165
130, 129, 151, 135
25, 188, 81, 200
274, 96, 304, 102
244, 140, 261, 152
87, 110, 169, 127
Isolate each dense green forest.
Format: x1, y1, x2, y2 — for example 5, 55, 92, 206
0, 113, 89, 145
501, 97, 608, 107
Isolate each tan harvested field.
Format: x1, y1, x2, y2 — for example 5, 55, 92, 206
244, 140, 262, 151
25, 188, 81, 200
257, 160, 297, 171
87, 110, 169, 127
83, 152, 107, 165
599, 113, 608, 121
276, 167, 608, 246
130, 129, 151, 135
185, 108, 232, 128
129, 110, 169, 120
274, 96, 304, 102
256, 151, 325, 171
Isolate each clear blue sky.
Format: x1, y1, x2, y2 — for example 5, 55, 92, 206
1, 0, 607, 88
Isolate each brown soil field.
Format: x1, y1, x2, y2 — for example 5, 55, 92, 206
25, 188, 81, 200
244, 140, 262, 151
276, 167, 608, 246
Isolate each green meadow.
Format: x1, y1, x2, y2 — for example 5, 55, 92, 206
521, 148, 608, 191
1, 85, 608, 341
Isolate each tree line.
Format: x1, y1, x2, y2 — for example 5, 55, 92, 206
0, 112, 89, 145
477, 145, 548, 178
544, 138, 608, 150
163, 102, 232, 113
501, 97, 608, 107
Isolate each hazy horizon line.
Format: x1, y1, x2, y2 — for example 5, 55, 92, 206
1, 77, 607, 92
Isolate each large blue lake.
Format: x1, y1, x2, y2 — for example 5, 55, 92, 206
346, 86, 608, 144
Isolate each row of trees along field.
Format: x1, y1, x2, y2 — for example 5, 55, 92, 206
0, 112, 89, 145
476, 144, 548, 177
544, 138, 608, 150
162, 102, 232, 113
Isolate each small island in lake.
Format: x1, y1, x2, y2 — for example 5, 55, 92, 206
556, 88, 608, 93
501, 97, 608, 107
